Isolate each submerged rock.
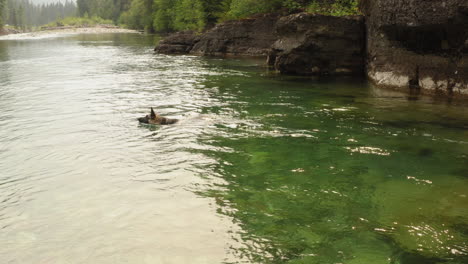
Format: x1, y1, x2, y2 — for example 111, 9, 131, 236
372, 176, 468, 260
360, 0, 468, 96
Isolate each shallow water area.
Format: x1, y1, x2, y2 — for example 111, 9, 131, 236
0, 32, 467, 264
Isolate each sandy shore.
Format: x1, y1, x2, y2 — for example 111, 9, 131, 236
0, 26, 139, 40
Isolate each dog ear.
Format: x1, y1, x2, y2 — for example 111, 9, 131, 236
150, 107, 156, 119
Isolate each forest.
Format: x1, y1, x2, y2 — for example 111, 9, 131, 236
116, 0, 359, 32
0, 0, 76, 29
1, 0, 358, 32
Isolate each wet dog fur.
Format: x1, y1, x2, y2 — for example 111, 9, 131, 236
138, 107, 178, 125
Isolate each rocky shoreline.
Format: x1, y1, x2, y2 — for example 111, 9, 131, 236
156, 13, 365, 77
155, 2, 468, 98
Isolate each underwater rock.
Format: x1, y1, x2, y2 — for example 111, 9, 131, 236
372, 176, 468, 260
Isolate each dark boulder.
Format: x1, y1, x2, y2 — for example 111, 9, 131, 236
154, 14, 280, 57
154, 31, 200, 54
268, 13, 365, 76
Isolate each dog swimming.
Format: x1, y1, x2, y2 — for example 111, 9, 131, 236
138, 107, 179, 125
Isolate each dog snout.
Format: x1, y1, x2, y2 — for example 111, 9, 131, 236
138, 117, 149, 124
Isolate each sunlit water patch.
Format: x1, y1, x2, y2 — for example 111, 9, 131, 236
1, 32, 467, 264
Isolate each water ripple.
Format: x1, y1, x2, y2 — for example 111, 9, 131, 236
0, 33, 246, 263
1, 32, 468, 264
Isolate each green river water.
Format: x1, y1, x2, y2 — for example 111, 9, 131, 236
0, 33, 467, 264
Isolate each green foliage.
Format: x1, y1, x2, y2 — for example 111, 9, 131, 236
306, 1, 325, 14
152, 0, 174, 32
1, 0, 77, 30
77, 0, 131, 23
307, 0, 360, 16
70, 0, 361, 32
0, 0, 5, 27
202, 0, 231, 26
226, 0, 282, 19
173, 0, 205, 31
151, 0, 228, 32
151, 0, 231, 32
282, 0, 302, 11
119, 0, 153, 30
2, 0, 361, 32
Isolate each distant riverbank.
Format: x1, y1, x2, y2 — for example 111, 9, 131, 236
0, 26, 138, 39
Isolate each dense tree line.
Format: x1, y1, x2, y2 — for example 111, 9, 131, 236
1, 0, 76, 29
0, 0, 358, 31
0, 0, 6, 27
120, 0, 295, 32
77, 0, 358, 32
77, 0, 131, 23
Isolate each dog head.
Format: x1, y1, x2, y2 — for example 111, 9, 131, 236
138, 107, 163, 124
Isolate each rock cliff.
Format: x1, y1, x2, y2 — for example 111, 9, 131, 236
360, 0, 468, 96
268, 13, 364, 75
155, 2, 468, 98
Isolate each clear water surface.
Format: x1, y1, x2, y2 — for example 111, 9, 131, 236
0, 33, 467, 264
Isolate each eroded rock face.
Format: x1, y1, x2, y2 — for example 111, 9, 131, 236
154, 14, 279, 56
190, 14, 280, 56
360, 0, 468, 96
268, 13, 365, 76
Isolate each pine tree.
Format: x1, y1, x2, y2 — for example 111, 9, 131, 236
0, 0, 6, 27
